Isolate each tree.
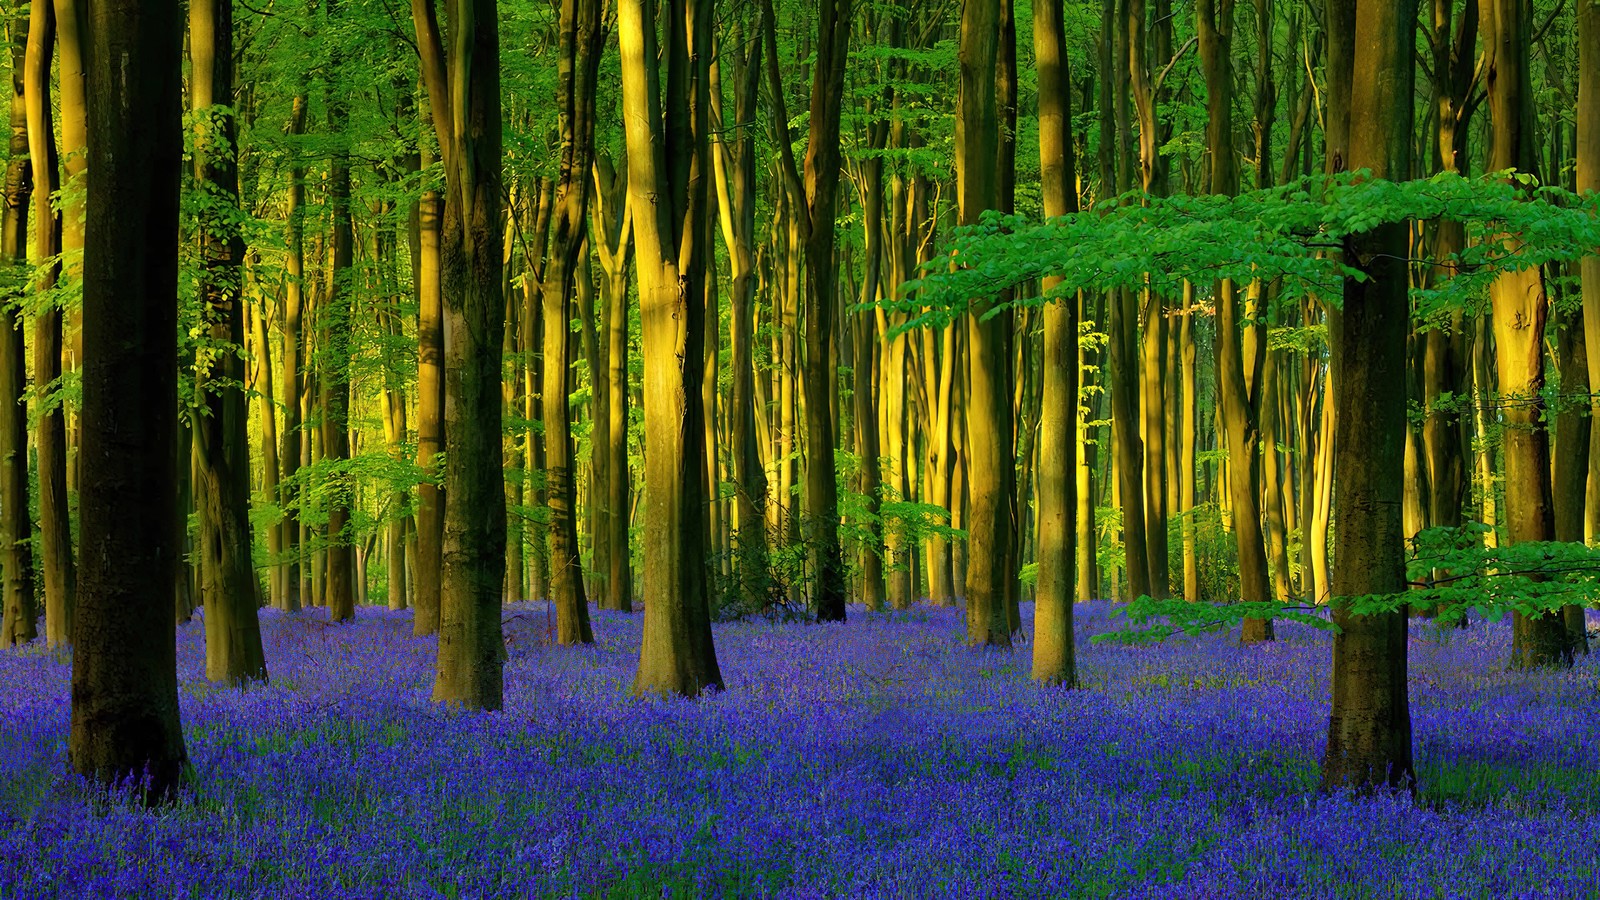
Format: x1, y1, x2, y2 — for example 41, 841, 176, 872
26, 0, 75, 649
619, 0, 722, 697
1576, 0, 1598, 657
71, 0, 188, 800
1484, 0, 1571, 669
541, 0, 605, 645
1198, 0, 1273, 643
412, 0, 508, 708
1031, 0, 1079, 687
190, 0, 268, 680
1321, 0, 1415, 792
0, 1, 33, 649
759, 0, 852, 623
958, 0, 1013, 648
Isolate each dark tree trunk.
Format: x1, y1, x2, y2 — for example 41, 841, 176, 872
71, 0, 188, 801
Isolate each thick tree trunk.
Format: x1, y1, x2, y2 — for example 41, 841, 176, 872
414, 0, 508, 709
1484, 0, 1571, 668
1321, 0, 1415, 794
620, 0, 722, 697
71, 0, 188, 800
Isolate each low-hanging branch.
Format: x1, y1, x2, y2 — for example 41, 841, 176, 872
890, 170, 1600, 332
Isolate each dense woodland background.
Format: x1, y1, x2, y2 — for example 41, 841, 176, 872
1, 0, 1597, 800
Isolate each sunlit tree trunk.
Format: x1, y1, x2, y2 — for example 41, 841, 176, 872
0, 4, 33, 649
1032, 0, 1078, 685
25, 0, 75, 648
711, 27, 770, 601
1484, 0, 1571, 669
619, 0, 722, 696
1199, 0, 1273, 641
71, 0, 188, 800
413, 0, 509, 708
277, 93, 307, 615
1575, 0, 1598, 656
592, 155, 634, 612
411, 92, 444, 633
191, 0, 268, 680
956, 0, 1012, 647
541, 0, 604, 644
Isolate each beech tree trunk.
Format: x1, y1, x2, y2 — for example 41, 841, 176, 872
0, 4, 33, 649
71, 0, 188, 801
1321, 0, 1415, 793
413, 0, 509, 709
191, 0, 268, 680
1031, 0, 1078, 686
620, 0, 722, 697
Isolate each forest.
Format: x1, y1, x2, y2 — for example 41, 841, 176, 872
1, 0, 1598, 895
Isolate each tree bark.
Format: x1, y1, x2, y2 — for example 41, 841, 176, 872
0, 2, 33, 649
1484, 0, 1571, 668
191, 0, 268, 681
413, 0, 509, 708
1320, 0, 1415, 794
619, 0, 722, 696
1031, 0, 1078, 686
71, 0, 188, 801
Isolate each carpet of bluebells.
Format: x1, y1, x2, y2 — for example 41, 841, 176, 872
1, 601, 1597, 899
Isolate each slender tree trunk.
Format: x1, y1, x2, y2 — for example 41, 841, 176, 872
411, 92, 444, 634
191, 0, 268, 680
1199, 0, 1273, 641
956, 0, 1012, 648
1575, 0, 1598, 655
25, 0, 75, 648
321, 23, 356, 623
540, 0, 604, 644
592, 156, 634, 612
277, 94, 307, 614
1032, 0, 1078, 686
71, 0, 188, 800
0, 5, 33, 649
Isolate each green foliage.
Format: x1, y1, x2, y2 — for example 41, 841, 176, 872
893, 172, 1600, 331
1095, 523, 1600, 645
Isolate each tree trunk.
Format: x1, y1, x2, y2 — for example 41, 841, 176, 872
619, 0, 722, 697
411, 90, 444, 634
25, 0, 75, 648
191, 0, 268, 681
540, 0, 604, 644
0, 4, 33, 649
957, 0, 1012, 648
1031, 0, 1078, 686
413, 0, 509, 709
71, 0, 188, 800
1484, 0, 1571, 669
1576, 0, 1598, 655
1320, 0, 1415, 794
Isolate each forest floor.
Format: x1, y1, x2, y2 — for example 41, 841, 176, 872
0, 601, 1597, 898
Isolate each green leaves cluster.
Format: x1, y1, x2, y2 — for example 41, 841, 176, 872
891, 171, 1600, 332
